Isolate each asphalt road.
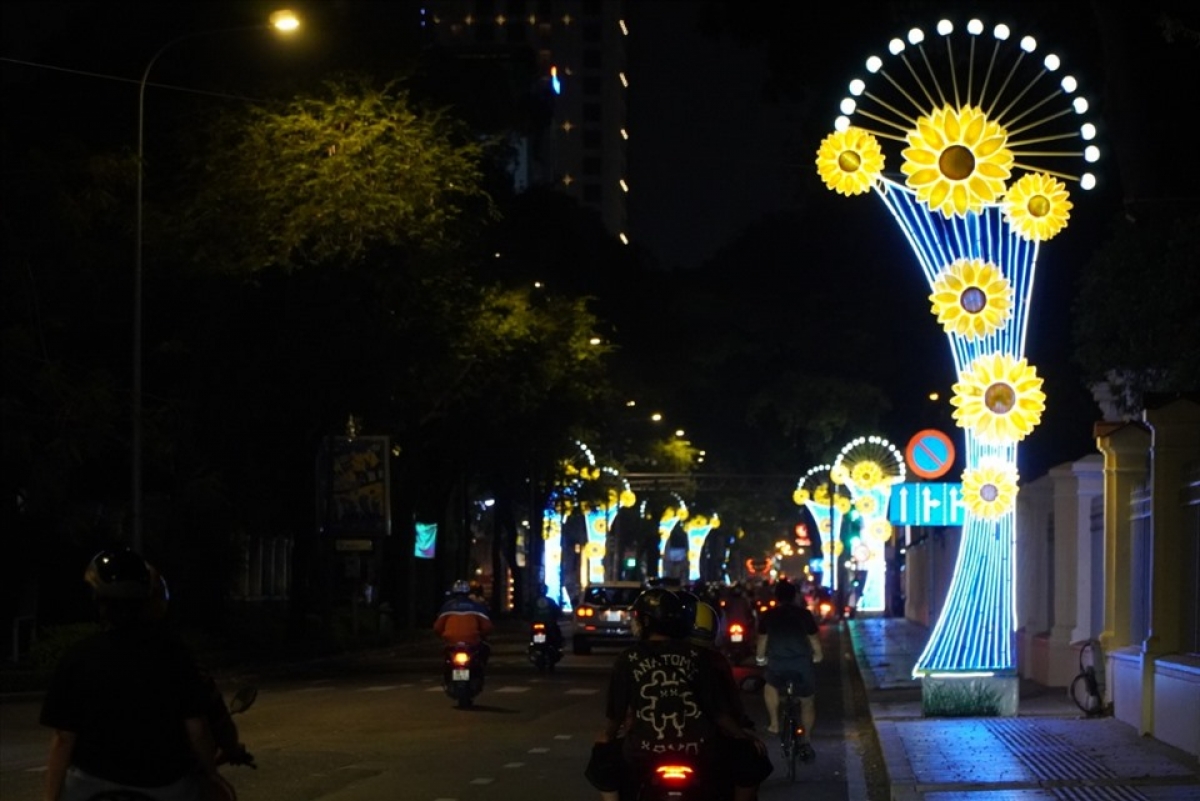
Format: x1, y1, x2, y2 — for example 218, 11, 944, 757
0, 621, 889, 801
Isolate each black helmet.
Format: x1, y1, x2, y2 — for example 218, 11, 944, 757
631, 588, 686, 639
84, 549, 152, 600
675, 589, 699, 622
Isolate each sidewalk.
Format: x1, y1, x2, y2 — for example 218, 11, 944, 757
847, 617, 1200, 800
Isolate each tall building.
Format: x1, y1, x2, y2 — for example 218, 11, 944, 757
420, 0, 630, 244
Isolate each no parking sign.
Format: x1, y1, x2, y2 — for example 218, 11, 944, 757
904, 429, 956, 479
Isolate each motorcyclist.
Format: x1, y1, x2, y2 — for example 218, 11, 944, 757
756, 578, 823, 759
689, 600, 773, 794
40, 548, 235, 801
585, 588, 764, 801
433, 579, 494, 665
145, 564, 252, 767
528, 584, 564, 650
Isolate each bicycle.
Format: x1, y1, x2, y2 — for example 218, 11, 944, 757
777, 679, 813, 782
1069, 639, 1106, 717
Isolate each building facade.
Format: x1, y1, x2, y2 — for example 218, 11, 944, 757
422, 0, 630, 243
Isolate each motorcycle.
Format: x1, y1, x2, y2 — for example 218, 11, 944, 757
443, 641, 487, 708
527, 621, 563, 673
721, 620, 756, 667
627, 754, 726, 801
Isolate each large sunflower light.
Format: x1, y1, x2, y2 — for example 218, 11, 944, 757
901, 105, 1013, 217
814, 18, 1101, 686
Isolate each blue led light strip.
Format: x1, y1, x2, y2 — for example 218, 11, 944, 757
874, 180, 1031, 675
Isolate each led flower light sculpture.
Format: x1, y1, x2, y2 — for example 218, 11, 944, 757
816, 19, 1099, 684
683, 513, 720, 582
581, 465, 637, 585
793, 464, 854, 588
832, 436, 906, 613
658, 493, 689, 572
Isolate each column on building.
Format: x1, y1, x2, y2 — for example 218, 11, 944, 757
1049, 455, 1103, 687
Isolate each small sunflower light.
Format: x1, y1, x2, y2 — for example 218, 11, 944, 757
929, 259, 1013, 340
962, 458, 1020, 519
951, 353, 1047, 443
1004, 173, 1073, 242
816, 127, 885, 196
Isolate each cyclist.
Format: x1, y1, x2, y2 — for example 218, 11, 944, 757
755, 579, 822, 758
585, 588, 763, 801
40, 548, 234, 801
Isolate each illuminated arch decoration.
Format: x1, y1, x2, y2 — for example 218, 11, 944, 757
793, 464, 854, 586
816, 18, 1099, 679
833, 436, 906, 613
658, 493, 689, 572
683, 513, 720, 582
541, 439, 599, 611
581, 466, 637, 586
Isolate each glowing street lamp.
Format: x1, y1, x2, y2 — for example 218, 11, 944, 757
132, 10, 300, 549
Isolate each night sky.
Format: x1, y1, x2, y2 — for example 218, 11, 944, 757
4, 1, 1196, 480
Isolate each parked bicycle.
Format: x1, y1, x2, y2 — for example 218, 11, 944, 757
1069, 639, 1106, 717
778, 678, 814, 782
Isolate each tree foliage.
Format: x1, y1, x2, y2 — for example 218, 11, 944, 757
1071, 209, 1200, 412
180, 74, 495, 273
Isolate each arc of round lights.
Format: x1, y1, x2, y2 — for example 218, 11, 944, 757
814, 18, 1101, 681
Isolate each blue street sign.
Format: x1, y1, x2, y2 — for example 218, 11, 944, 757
889, 482, 965, 526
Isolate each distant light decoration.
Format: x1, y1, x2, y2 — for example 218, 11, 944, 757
793, 465, 853, 588
815, 19, 1100, 677
683, 514, 720, 582
550, 65, 562, 95
833, 437, 905, 613
659, 494, 689, 570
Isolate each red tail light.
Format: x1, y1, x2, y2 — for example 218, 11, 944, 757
655, 764, 694, 783
729, 623, 744, 635
820, 602, 832, 615
452, 651, 470, 666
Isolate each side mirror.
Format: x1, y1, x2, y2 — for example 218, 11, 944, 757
229, 686, 258, 714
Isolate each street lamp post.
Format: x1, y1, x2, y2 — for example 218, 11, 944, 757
131, 10, 299, 550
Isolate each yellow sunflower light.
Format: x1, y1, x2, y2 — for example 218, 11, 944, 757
850, 460, 884, 489
929, 258, 1013, 339
865, 518, 893, 544
951, 353, 1046, 443
855, 495, 879, 516
830, 464, 849, 485
793, 488, 811, 506
901, 105, 1014, 218
816, 127, 884, 196
962, 458, 1020, 519
835, 496, 853, 514
1004, 173, 1073, 242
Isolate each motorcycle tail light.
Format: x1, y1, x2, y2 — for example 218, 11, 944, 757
452, 651, 471, 666
729, 623, 744, 635
655, 764, 693, 783
532, 622, 546, 632
820, 602, 832, 615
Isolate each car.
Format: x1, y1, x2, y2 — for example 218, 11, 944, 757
571, 580, 645, 655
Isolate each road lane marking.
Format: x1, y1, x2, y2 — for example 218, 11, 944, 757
495, 686, 531, 693
468, 777, 494, 785
503, 762, 525, 768
565, 688, 598, 695
362, 685, 399, 692
528, 747, 550, 753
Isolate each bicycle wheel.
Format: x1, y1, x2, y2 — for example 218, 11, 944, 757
1070, 670, 1101, 715
784, 723, 798, 782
